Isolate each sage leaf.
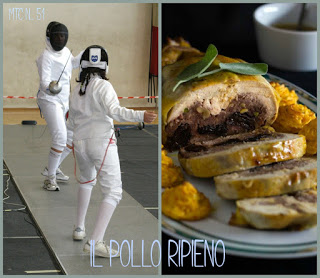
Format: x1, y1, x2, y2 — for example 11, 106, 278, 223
219, 62, 268, 75
172, 80, 184, 93
173, 44, 218, 92
198, 68, 223, 78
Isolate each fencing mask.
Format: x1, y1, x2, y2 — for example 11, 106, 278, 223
46, 21, 69, 51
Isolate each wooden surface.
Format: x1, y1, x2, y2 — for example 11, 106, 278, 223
3, 107, 158, 125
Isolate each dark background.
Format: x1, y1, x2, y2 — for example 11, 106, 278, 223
162, 3, 316, 97
162, 3, 317, 275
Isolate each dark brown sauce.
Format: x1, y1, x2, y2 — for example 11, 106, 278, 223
272, 23, 316, 31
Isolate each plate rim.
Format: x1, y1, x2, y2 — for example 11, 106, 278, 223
175, 217, 317, 247
163, 216, 317, 252
163, 226, 317, 259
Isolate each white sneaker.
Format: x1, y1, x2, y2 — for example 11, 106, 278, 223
43, 175, 60, 191
42, 167, 69, 182
83, 240, 120, 258
73, 226, 86, 241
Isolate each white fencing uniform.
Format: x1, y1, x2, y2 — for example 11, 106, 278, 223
67, 75, 145, 206
37, 39, 81, 150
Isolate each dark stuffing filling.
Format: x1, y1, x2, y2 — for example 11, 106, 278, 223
212, 133, 273, 147
258, 190, 316, 213
198, 112, 256, 135
183, 133, 274, 153
289, 190, 317, 203
165, 94, 268, 151
179, 130, 279, 158
246, 159, 311, 175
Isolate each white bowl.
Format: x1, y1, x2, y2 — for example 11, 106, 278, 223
254, 3, 317, 71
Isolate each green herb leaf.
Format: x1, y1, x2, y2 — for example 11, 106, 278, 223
173, 44, 218, 92
177, 44, 218, 80
172, 80, 185, 93
219, 63, 268, 75
197, 68, 223, 78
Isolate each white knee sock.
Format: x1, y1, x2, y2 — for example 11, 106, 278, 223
48, 149, 62, 176
90, 202, 116, 242
76, 185, 93, 229
58, 146, 72, 167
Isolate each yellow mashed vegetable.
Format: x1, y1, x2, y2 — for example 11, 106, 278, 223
162, 149, 174, 167
299, 118, 317, 155
270, 82, 299, 106
272, 103, 316, 133
162, 181, 211, 220
161, 146, 184, 187
162, 164, 184, 188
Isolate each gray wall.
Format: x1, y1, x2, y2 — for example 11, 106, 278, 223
4, 3, 156, 108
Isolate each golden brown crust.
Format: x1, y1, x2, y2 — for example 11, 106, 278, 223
178, 134, 306, 178
162, 37, 202, 67
215, 158, 317, 199
229, 208, 249, 227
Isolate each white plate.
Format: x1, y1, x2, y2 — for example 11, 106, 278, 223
163, 222, 317, 259
162, 74, 317, 258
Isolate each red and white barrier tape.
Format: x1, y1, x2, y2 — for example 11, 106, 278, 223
4, 96, 158, 100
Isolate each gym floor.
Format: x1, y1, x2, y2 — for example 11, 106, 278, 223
3, 109, 159, 275
3, 165, 63, 275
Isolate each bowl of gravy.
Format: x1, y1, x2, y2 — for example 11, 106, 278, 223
254, 3, 317, 71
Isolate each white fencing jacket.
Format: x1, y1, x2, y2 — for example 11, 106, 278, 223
36, 39, 81, 109
68, 76, 145, 141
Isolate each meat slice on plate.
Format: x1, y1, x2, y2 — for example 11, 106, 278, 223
214, 156, 317, 199
178, 130, 306, 178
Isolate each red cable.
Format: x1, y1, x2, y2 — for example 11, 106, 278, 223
72, 131, 116, 184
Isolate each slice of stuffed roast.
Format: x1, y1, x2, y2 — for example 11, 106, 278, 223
162, 55, 279, 151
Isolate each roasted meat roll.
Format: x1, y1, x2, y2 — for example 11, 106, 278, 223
162, 37, 202, 67
178, 130, 306, 178
162, 55, 279, 151
230, 189, 317, 230
214, 156, 317, 200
